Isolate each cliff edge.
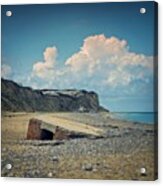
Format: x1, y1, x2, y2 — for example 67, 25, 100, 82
1, 79, 108, 112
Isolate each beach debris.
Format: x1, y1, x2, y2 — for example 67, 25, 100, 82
27, 118, 103, 140
27, 119, 43, 140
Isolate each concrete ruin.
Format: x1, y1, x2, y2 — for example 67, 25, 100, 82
26, 118, 100, 140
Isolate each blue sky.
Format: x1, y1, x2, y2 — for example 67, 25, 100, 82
1, 2, 157, 112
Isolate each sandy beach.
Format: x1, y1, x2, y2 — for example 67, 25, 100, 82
1, 112, 157, 180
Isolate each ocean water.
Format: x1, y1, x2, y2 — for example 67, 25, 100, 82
110, 112, 157, 124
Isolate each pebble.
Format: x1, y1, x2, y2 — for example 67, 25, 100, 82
52, 156, 59, 162
48, 172, 53, 177
82, 163, 93, 171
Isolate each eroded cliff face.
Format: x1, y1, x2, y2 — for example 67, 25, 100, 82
1, 79, 108, 112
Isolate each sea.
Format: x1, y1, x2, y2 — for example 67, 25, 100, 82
110, 112, 157, 124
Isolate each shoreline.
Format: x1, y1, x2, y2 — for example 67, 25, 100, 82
109, 112, 156, 125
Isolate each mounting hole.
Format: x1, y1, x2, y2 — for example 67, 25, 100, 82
6, 163, 12, 170
6, 11, 12, 17
140, 8, 146, 14
140, 167, 146, 174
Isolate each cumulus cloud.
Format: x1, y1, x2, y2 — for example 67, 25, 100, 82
31, 34, 154, 92
1, 64, 12, 78
65, 35, 128, 74
32, 47, 57, 79
65, 34, 153, 87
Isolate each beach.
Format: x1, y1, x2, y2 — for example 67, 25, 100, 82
1, 112, 157, 180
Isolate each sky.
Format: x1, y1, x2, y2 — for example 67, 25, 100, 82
1, 2, 157, 112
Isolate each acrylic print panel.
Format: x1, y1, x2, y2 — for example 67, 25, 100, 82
1, 1, 158, 180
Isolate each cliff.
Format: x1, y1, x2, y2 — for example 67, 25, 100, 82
1, 79, 108, 112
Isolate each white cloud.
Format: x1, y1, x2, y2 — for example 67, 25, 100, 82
65, 35, 128, 75
32, 46, 57, 79
105, 69, 132, 87
31, 34, 153, 90
65, 34, 153, 87
1, 64, 12, 78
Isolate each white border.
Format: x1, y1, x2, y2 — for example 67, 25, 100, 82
0, 0, 162, 186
